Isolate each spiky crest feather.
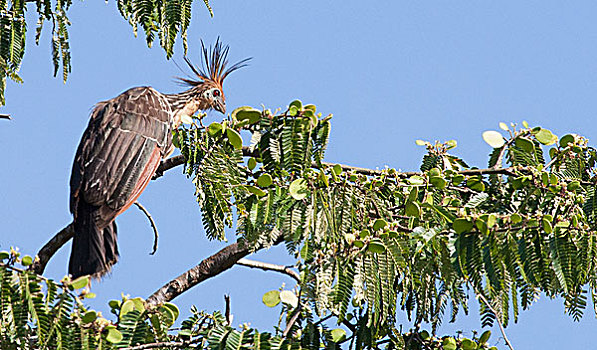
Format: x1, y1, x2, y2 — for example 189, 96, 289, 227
178, 38, 251, 96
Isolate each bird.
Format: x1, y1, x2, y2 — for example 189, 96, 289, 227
68, 39, 249, 279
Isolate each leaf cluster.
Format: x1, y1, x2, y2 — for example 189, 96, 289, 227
0, 250, 496, 350
174, 103, 597, 349
0, 0, 212, 105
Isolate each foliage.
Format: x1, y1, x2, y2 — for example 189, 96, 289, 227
0, 250, 494, 349
175, 101, 597, 348
4, 99, 597, 349
0, 0, 212, 105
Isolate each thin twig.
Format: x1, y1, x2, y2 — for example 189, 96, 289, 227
282, 305, 302, 338
224, 294, 233, 325
474, 289, 515, 350
236, 258, 300, 282
31, 223, 74, 275
134, 202, 159, 255
0, 113, 11, 120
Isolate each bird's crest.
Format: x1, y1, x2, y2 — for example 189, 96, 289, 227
179, 38, 250, 92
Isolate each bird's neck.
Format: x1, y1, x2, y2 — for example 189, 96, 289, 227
164, 89, 197, 113
164, 88, 208, 128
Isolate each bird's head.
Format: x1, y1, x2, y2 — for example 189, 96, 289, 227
178, 39, 250, 115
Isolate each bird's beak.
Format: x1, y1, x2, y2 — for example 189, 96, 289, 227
214, 101, 226, 114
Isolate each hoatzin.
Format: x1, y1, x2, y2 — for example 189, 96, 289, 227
68, 40, 249, 278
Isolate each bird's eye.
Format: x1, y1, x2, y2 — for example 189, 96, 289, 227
213, 90, 220, 97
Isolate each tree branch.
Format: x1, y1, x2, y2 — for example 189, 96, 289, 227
133, 202, 160, 255
31, 223, 74, 275
0, 113, 11, 120
236, 258, 300, 282
154, 149, 522, 181
146, 237, 283, 306
282, 305, 302, 338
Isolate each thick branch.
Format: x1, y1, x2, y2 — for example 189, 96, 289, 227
31, 223, 74, 275
236, 258, 300, 282
146, 237, 282, 306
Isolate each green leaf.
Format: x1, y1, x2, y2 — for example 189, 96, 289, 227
207, 122, 223, 137
304, 104, 316, 112
367, 239, 386, 253
461, 338, 477, 350
21, 255, 32, 266
226, 128, 243, 150
359, 229, 371, 239
262, 290, 281, 307
279, 290, 298, 308
232, 106, 261, 124
542, 217, 553, 234
430, 176, 447, 189
372, 219, 387, 231
332, 164, 343, 175
452, 174, 465, 185
479, 330, 491, 344
106, 328, 123, 343
288, 105, 299, 116
246, 185, 267, 197
522, 120, 529, 128
405, 202, 421, 218
467, 178, 485, 192
499, 122, 509, 131
487, 214, 497, 228
82, 310, 97, 324
163, 302, 180, 321
568, 181, 580, 191
354, 240, 365, 248
289, 99, 303, 111
535, 128, 557, 145
515, 137, 534, 153
331, 328, 346, 343
120, 300, 135, 316
446, 139, 457, 150
408, 175, 425, 185
131, 297, 145, 312
248, 157, 257, 171
415, 139, 430, 146
482, 131, 505, 148
70, 276, 89, 290
0, 251, 9, 260
453, 218, 473, 234
257, 173, 273, 187
289, 179, 308, 200
560, 134, 575, 148
442, 337, 457, 350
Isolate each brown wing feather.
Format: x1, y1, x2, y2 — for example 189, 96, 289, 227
68, 87, 173, 278
70, 87, 172, 223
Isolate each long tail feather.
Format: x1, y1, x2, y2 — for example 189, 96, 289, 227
69, 202, 119, 278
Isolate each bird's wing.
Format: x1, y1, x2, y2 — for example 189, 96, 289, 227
70, 87, 172, 225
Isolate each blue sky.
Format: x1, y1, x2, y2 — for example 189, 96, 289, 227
2, 1, 597, 348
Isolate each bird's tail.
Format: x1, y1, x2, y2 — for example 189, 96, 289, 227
69, 202, 119, 279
